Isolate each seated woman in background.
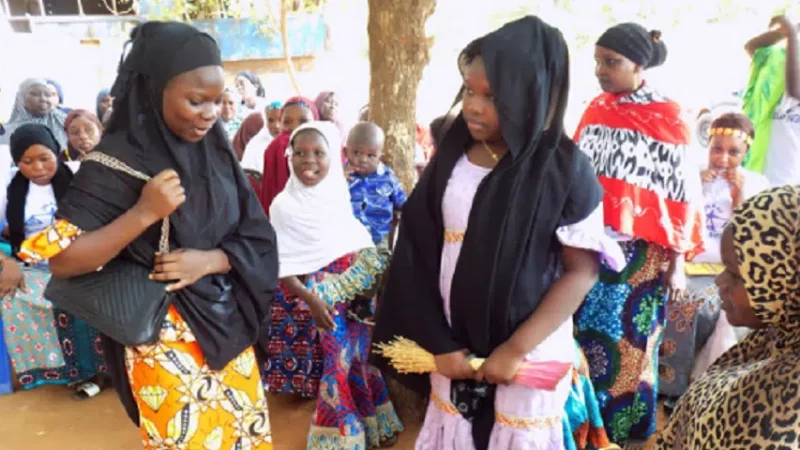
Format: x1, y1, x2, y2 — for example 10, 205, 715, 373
0, 78, 68, 149
96, 89, 113, 121
658, 185, 800, 449
658, 113, 770, 409
45, 79, 71, 114
220, 88, 242, 141
235, 70, 266, 116
2, 123, 107, 399
63, 110, 102, 161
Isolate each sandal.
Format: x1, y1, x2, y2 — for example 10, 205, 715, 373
72, 381, 102, 401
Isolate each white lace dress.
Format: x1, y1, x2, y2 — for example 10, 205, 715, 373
415, 155, 624, 450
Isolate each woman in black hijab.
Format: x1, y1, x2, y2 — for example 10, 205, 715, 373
18, 22, 278, 449
372, 16, 624, 450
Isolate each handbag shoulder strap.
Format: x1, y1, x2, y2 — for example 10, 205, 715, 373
81, 152, 170, 253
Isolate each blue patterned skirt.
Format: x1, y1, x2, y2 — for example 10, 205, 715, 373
305, 250, 403, 449
574, 239, 670, 444
1, 265, 106, 390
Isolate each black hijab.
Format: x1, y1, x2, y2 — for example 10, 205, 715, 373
55, 21, 278, 423
372, 16, 602, 448
7, 123, 74, 256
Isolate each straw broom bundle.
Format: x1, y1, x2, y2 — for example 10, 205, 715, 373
374, 337, 572, 391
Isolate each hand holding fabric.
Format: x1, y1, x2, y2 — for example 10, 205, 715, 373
434, 350, 475, 380
307, 293, 336, 331
151, 249, 220, 292
0, 258, 27, 298
665, 253, 687, 304
133, 169, 185, 225
724, 169, 746, 206
700, 168, 718, 183
475, 343, 525, 385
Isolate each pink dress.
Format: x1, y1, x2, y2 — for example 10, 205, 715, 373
416, 155, 625, 450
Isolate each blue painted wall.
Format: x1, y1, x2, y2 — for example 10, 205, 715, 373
138, 0, 326, 61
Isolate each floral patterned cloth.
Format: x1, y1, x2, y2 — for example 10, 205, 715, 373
575, 239, 670, 444
657, 168, 767, 397
1, 263, 107, 390
657, 276, 721, 397
563, 343, 621, 450
128, 306, 272, 450
18, 219, 272, 449
1, 265, 67, 388
303, 248, 402, 449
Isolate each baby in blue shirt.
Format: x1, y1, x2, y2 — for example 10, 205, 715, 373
345, 122, 407, 244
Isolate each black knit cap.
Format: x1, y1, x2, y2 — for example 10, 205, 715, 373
596, 22, 667, 69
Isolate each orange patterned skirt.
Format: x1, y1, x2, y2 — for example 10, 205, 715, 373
126, 306, 272, 450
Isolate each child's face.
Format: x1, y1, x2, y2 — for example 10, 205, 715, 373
266, 108, 282, 138
282, 104, 314, 135
708, 134, 747, 171
291, 130, 331, 187
18, 144, 58, 186
67, 115, 101, 156
346, 143, 382, 176
319, 93, 338, 121
220, 92, 237, 122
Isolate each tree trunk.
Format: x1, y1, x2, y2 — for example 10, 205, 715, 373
281, 0, 302, 95
367, 0, 436, 194
367, 0, 436, 424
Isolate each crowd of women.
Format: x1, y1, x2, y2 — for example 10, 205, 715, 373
0, 11, 797, 450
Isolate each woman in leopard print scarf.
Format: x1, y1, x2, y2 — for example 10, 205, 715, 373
658, 185, 800, 449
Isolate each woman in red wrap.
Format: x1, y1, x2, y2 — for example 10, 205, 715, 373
572, 23, 704, 446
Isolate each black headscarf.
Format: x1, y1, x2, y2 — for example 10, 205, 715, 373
7, 123, 74, 255
372, 16, 602, 449
55, 21, 278, 423
596, 22, 668, 69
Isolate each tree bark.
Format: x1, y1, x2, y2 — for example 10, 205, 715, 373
367, 0, 436, 194
367, 0, 436, 424
280, 0, 302, 95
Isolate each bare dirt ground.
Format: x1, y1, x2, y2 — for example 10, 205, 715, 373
0, 387, 421, 450
0, 386, 661, 449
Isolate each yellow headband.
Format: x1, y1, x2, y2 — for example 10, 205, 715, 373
708, 127, 753, 147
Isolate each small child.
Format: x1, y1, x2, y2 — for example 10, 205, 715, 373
270, 121, 403, 448
345, 121, 407, 244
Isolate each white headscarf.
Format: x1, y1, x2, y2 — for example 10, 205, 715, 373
270, 121, 373, 278
0, 78, 68, 149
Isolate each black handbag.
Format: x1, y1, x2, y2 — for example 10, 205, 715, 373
44, 152, 172, 346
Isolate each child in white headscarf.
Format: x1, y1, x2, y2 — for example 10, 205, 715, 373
269, 121, 403, 449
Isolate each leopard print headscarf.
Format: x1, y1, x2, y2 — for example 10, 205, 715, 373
658, 186, 800, 449
729, 185, 800, 351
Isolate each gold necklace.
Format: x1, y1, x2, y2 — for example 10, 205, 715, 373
482, 140, 500, 162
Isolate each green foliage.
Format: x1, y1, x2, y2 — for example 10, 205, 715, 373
143, 0, 326, 24
479, 0, 800, 50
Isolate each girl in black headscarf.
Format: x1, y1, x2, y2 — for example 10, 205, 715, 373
372, 16, 625, 450
17, 22, 278, 450
8, 124, 109, 400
